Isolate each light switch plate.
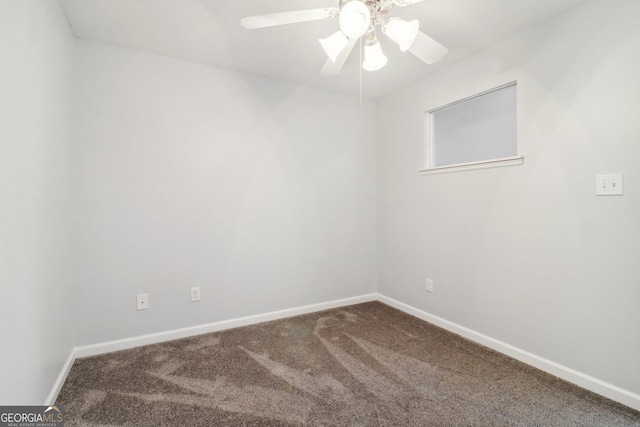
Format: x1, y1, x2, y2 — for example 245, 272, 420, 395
596, 174, 623, 196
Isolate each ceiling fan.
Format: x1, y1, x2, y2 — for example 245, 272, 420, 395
240, 0, 448, 76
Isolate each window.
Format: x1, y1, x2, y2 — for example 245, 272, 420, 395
420, 82, 523, 175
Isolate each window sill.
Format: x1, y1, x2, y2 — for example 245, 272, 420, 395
419, 156, 524, 176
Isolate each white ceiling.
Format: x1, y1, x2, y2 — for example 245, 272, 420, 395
59, 0, 587, 98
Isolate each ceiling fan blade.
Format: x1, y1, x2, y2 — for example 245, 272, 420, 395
241, 8, 339, 29
393, 0, 425, 7
319, 37, 358, 76
408, 31, 448, 65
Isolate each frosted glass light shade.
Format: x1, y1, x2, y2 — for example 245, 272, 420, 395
363, 40, 387, 71
319, 31, 349, 63
383, 18, 419, 52
339, 1, 371, 38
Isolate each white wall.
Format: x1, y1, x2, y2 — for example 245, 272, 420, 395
73, 41, 377, 346
377, 0, 640, 396
4, 0, 637, 407
0, 0, 75, 404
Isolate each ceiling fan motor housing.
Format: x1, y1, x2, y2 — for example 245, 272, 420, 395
339, 0, 395, 37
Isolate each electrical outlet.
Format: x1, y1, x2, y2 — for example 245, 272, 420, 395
425, 278, 434, 293
191, 287, 201, 302
136, 293, 149, 310
596, 173, 623, 196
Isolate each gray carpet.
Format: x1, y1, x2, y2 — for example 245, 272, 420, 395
56, 302, 640, 426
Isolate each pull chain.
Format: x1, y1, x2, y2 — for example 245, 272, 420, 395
359, 37, 363, 105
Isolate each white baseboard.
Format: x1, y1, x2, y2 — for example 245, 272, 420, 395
46, 349, 75, 405
47, 293, 377, 403
74, 294, 377, 359
376, 293, 640, 412
48, 292, 640, 413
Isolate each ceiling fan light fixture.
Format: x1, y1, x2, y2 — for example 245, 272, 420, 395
339, 1, 371, 39
383, 18, 419, 52
240, 1, 448, 77
319, 31, 349, 63
363, 37, 388, 71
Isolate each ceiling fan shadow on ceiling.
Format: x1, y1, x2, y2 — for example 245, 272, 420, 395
240, 0, 448, 76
